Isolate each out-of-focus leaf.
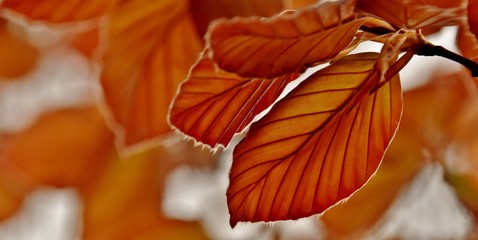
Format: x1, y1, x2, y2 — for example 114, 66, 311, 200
227, 53, 402, 226
100, 0, 203, 148
468, 0, 478, 39
169, 50, 299, 148
80, 147, 208, 239
69, 26, 101, 59
282, 0, 319, 9
0, 107, 116, 189
356, 0, 466, 30
189, 0, 284, 37
457, 25, 478, 60
0, 106, 116, 222
1, 0, 115, 23
209, 0, 371, 78
0, 19, 38, 79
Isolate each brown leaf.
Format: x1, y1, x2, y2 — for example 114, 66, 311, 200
356, 0, 466, 30
209, 0, 371, 78
100, 0, 203, 148
282, 0, 319, 9
169, 50, 299, 148
1, 0, 115, 23
457, 24, 478, 60
227, 52, 402, 226
0, 19, 38, 79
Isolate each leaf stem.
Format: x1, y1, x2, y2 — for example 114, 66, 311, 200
415, 43, 478, 77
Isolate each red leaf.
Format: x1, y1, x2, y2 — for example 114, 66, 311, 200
209, 0, 371, 78
169, 50, 299, 148
356, 0, 466, 30
100, 0, 203, 148
227, 52, 402, 226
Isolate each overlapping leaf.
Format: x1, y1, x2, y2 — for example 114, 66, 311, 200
169, 51, 299, 148
227, 52, 402, 226
1, 0, 115, 23
100, 0, 203, 147
283, 0, 319, 9
0, 19, 38, 79
209, 0, 370, 78
356, 0, 466, 30
457, 25, 478, 60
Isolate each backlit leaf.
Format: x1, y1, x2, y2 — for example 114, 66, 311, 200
209, 0, 371, 78
227, 52, 402, 226
169, 50, 299, 148
356, 0, 466, 30
0, 19, 38, 79
1, 0, 115, 23
283, 0, 319, 9
100, 0, 203, 148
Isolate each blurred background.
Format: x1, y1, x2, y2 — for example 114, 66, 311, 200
0, 0, 477, 239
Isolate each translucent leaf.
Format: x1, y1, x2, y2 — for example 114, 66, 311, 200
356, 0, 466, 30
457, 25, 478, 60
169, 50, 299, 148
283, 0, 320, 9
1, 0, 115, 23
100, 0, 203, 148
0, 19, 38, 79
209, 0, 369, 78
227, 52, 403, 226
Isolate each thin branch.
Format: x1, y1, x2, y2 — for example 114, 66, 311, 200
415, 43, 478, 77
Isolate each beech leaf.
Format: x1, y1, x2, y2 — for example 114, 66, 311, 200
468, 0, 478, 40
227, 52, 402, 226
356, 0, 466, 30
169, 50, 299, 148
100, 0, 203, 147
209, 0, 370, 78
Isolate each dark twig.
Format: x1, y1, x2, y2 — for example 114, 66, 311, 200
415, 43, 478, 77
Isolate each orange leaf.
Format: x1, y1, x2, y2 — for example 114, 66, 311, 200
227, 52, 402, 226
189, 0, 284, 37
322, 116, 427, 237
1, 0, 115, 23
0, 19, 38, 79
468, 0, 478, 39
457, 25, 478, 60
209, 0, 371, 78
283, 0, 319, 9
100, 0, 203, 148
0, 107, 116, 189
356, 0, 466, 30
169, 50, 299, 148
81, 147, 209, 239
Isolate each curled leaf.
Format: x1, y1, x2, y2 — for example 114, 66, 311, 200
169, 50, 299, 148
227, 53, 402, 226
209, 0, 366, 78
468, 0, 478, 40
